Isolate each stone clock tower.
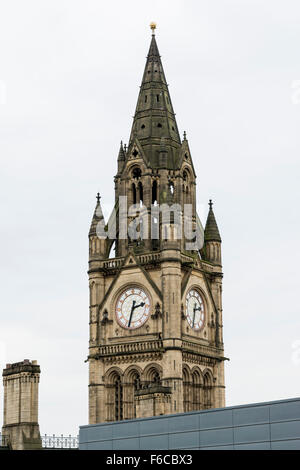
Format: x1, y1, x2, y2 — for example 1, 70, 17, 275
87, 25, 228, 424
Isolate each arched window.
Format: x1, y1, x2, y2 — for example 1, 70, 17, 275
192, 370, 202, 411
144, 367, 161, 388
152, 180, 157, 204
132, 183, 137, 205
138, 181, 143, 204
114, 375, 123, 421
132, 167, 141, 179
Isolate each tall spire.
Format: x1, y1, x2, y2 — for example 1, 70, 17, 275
128, 24, 181, 168
204, 200, 222, 242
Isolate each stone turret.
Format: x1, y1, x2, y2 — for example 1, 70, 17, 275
89, 193, 107, 262
2, 360, 42, 450
203, 200, 222, 266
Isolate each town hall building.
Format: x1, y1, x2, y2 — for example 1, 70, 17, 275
87, 24, 227, 424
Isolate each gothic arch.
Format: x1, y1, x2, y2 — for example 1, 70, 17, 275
202, 368, 213, 382
123, 365, 143, 419
104, 367, 124, 422
125, 163, 144, 178
143, 363, 163, 384
191, 366, 203, 411
123, 365, 143, 382
105, 366, 124, 384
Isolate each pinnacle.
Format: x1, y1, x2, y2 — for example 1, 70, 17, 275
204, 201, 221, 242
89, 194, 104, 237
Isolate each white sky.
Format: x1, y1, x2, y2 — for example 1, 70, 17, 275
0, 0, 300, 436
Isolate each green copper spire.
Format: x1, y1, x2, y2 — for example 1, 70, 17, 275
204, 200, 222, 242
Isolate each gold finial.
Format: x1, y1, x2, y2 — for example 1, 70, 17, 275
150, 22, 157, 34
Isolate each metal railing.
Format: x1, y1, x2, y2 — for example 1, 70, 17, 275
42, 434, 79, 449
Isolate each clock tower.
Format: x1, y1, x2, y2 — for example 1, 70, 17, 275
87, 25, 227, 423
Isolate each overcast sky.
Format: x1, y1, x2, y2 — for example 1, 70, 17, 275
0, 0, 300, 436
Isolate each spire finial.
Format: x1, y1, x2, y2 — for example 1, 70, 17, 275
150, 22, 157, 35
209, 199, 213, 209
183, 131, 186, 140
96, 192, 101, 203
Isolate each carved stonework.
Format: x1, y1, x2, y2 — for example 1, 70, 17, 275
87, 30, 227, 425
101, 352, 163, 365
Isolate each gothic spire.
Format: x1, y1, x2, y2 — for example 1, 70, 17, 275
128, 25, 181, 168
204, 200, 222, 242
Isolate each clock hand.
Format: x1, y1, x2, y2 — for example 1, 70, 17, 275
133, 302, 145, 309
128, 301, 146, 327
128, 300, 136, 328
192, 303, 196, 328
192, 303, 202, 328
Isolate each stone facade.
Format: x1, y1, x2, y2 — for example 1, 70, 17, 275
87, 28, 228, 424
2, 360, 42, 450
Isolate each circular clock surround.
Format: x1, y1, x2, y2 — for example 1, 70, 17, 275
185, 288, 205, 331
115, 286, 151, 330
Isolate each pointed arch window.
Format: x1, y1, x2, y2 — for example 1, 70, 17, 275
138, 181, 143, 204
132, 167, 141, 179
132, 183, 137, 205
192, 371, 202, 411
152, 180, 157, 204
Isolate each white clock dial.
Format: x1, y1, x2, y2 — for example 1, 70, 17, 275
185, 288, 205, 331
115, 287, 151, 330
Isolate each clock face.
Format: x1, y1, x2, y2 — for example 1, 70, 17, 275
185, 288, 205, 331
115, 287, 151, 330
